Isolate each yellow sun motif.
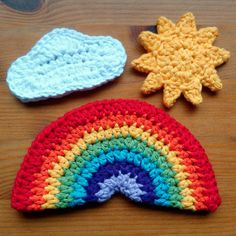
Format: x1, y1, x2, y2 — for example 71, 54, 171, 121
131, 12, 230, 108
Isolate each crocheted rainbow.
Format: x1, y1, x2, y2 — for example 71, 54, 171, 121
12, 99, 220, 212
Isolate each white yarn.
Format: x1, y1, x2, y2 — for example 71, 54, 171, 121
6, 28, 127, 102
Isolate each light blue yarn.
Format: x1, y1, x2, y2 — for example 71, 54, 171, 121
68, 149, 171, 207
6, 28, 127, 102
95, 172, 146, 203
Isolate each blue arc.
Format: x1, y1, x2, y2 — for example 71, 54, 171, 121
84, 161, 156, 203
64, 149, 178, 208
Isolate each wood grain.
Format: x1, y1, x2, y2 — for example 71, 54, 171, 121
0, 1, 235, 235
1, 0, 43, 12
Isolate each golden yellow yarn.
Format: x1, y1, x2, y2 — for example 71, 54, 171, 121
131, 12, 230, 108
42, 124, 195, 210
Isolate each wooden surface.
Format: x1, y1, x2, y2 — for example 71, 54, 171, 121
0, 0, 236, 235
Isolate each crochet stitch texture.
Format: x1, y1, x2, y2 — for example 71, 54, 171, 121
12, 99, 220, 212
132, 12, 230, 107
6, 28, 127, 102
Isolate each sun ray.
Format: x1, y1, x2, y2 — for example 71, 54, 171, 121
131, 53, 157, 73
157, 16, 175, 34
177, 12, 197, 31
138, 31, 162, 52
197, 27, 218, 44
141, 72, 163, 94
207, 45, 230, 66
131, 12, 230, 107
163, 84, 182, 108
201, 68, 223, 91
183, 80, 203, 105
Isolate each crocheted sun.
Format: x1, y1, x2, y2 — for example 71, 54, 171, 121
132, 12, 230, 108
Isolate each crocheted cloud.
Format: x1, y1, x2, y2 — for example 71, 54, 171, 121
6, 28, 127, 102
12, 99, 220, 212
132, 12, 230, 108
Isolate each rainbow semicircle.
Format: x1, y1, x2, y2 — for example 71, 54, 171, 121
12, 99, 221, 212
